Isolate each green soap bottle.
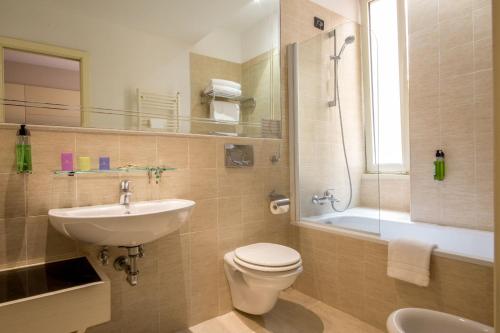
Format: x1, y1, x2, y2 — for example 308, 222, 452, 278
434, 150, 445, 181
16, 124, 32, 174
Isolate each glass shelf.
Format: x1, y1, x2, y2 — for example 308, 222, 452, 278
54, 166, 176, 176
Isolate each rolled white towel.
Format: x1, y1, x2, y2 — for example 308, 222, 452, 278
209, 79, 241, 90
387, 238, 436, 287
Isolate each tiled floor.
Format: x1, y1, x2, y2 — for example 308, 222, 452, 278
181, 289, 384, 333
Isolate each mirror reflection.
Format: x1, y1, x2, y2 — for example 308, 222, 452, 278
4, 49, 81, 126
0, 0, 281, 138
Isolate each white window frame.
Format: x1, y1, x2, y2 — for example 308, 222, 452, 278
360, 0, 409, 174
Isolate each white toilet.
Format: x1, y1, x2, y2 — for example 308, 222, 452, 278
223, 243, 303, 315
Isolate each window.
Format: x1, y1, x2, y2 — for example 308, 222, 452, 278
361, 0, 409, 173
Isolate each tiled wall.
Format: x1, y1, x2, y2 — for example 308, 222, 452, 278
360, 175, 411, 212
0, 126, 290, 332
290, 225, 494, 329
408, 0, 493, 230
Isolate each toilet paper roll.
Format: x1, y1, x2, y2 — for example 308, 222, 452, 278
270, 199, 290, 215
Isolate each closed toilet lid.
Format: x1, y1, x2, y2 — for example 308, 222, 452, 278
233, 256, 302, 272
234, 243, 301, 268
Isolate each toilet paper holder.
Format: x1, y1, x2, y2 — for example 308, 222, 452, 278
269, 190, 290, 209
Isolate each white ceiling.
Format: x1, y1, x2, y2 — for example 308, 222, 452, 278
4, 48, 80, 71
49, 0, 279, 45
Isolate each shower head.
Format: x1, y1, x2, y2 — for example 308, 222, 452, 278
344, 35, 355, 45
331, 35, 356, 61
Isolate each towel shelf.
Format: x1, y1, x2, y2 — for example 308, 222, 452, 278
201, 91, 256, 109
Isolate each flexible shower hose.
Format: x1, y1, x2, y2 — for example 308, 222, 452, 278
331, 57, 352, 212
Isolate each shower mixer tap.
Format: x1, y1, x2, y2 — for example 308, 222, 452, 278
312, 189, 339, 205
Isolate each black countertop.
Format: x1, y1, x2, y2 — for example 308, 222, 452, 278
0, 257, 102, 304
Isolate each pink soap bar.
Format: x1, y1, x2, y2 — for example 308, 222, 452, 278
61, 152, 74, 171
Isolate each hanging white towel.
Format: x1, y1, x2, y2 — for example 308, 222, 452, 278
209, 79, 241, 90
210, 100, 240, 123
387, 238, 436, 287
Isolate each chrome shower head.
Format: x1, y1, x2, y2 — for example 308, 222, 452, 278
344, 35, 355, 45
331, 35, 355, 61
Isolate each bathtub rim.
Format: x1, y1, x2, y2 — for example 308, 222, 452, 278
292, 220, 493, 267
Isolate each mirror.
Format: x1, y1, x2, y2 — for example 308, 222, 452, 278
0, 0, 281, 138
4, 49, 81, 126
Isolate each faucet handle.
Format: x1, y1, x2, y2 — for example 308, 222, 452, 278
120, 180, 131, 191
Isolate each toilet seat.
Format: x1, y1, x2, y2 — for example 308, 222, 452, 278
233, 243, 301, 272
233, 256, 303, 272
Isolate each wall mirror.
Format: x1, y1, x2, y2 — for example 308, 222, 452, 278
0, 0, 281, 138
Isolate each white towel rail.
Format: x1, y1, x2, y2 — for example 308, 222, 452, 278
137, 89, 180, 131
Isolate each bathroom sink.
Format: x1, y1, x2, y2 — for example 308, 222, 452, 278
387, 308, 493, 333
49, 199, 195, 246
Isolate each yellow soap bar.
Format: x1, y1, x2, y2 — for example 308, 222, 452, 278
78, 156, 91, 171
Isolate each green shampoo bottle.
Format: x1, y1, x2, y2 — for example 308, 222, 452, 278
434, 150, 445, 181
16, 124, 32, 174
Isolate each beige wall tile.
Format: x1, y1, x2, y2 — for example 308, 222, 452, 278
474, 37, 493, 71
439, 0, 473, 21
27, 173, 76, 216
76, 174, 120, 206
439, 42, 473, 78
189, 138, 216, 169
189, 198, 218, 233
157, 136, 189, 169
0, 173, 25, 218
0, 217, 26, 267
31, 130, 75, 173
439, 15, 473, 50
157, 169, 190, 199
0, 129, 18, 173
119, 135, 156, 166
439, 73, 474, 108
189, 169, 218, 200
25, 215, 77, 263
407, 0, 438, 33
473, 5, 492, 41
218, 196, 242, 228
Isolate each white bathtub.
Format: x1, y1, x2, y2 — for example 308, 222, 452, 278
299, 207, 493, 265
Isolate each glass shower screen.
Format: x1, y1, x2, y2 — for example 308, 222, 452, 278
289, 21, 381, 235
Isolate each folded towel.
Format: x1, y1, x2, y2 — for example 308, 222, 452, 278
209, 79, 241, 90
210, 100, 240, 123
149, 118, 167, 129
387, 238, 436, 287
204, 85, 242, 98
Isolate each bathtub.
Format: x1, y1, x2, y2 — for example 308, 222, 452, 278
299, 207, 493, 265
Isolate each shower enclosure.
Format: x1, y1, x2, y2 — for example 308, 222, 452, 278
289, 21, 381, 234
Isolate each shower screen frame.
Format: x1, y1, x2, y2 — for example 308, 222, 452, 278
288, 23, 382, 236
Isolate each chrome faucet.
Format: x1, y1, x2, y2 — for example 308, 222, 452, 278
312, 189, 339, 205
120, 180, 132, 209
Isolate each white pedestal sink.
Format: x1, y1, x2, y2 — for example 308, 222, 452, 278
49, 199, 195, 286
48, 199, 195, 246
